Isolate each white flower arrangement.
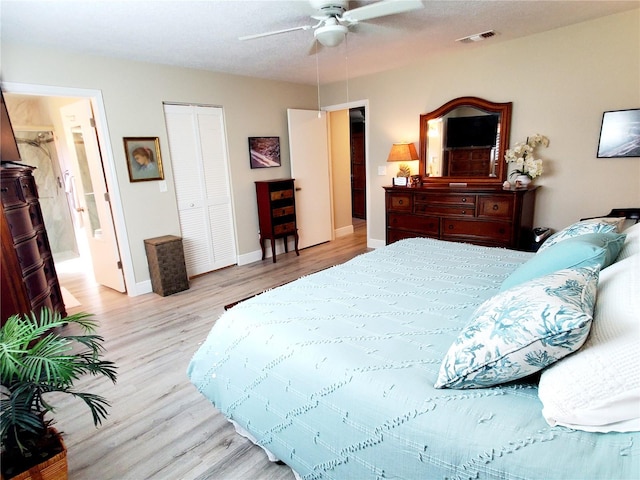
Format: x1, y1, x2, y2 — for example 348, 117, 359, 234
504, 134, 550, 179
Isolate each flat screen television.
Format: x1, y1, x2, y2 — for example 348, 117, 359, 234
445, 114, 499, 149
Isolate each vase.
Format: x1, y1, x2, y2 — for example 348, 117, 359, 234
514, 174, 532, 187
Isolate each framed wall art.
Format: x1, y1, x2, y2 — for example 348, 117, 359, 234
597, 109, 640, 158
248, 136, 281, 168
123, 137, 164, 181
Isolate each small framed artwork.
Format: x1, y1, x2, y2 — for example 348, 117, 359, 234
392, 176, 408, 186
597, 109, 640, 158
248, 136, 281, 168
123, 137, 164, 182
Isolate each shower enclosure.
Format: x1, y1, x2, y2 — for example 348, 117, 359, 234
15, 130, 78, 261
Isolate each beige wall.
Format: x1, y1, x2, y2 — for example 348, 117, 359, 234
322, 10, 640, 241
1, 44, 317, 292
2, 9, 639, 291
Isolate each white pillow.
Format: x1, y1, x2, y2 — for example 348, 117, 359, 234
538, 253, 640, 432
617, 222, 640, 261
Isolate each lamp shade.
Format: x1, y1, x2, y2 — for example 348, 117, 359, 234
387, 142, 419, 162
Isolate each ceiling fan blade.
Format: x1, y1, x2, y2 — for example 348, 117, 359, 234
239, 25, 312, 41
342, 0, 424, 23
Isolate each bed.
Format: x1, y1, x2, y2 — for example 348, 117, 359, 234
188, 214, 640, 479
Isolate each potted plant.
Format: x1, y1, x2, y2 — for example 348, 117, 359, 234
0, 309, 117, 479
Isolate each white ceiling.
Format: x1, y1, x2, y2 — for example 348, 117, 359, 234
2, 0, 638, 85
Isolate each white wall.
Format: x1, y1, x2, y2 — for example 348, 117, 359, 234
322, 10, 640, 240
1, 44, 317, 290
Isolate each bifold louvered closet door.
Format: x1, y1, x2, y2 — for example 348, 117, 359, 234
163, 104, 236, 277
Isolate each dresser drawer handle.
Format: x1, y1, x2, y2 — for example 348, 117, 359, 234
398, 199, 404, 205
461, 210, 466, 215
461, 197, 467, 203
448, 224, 454, 230
1, 187, 8, 193
492, 204, 499, 211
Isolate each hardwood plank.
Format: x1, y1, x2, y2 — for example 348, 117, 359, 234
53, 222, 368, 479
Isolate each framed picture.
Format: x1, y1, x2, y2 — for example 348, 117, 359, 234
123, 137, 164, 181
597, 109, 640, 158
248, 136, 281, 168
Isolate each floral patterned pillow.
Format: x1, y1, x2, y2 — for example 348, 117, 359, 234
434, 264, 599, 389
538, 220, 620, 253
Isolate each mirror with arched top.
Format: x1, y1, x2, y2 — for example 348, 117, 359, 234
419, 97, 512, 185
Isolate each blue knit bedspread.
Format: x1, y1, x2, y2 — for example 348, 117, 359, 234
188, 238, 639, 479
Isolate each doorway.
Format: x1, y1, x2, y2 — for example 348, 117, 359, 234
2, 84, 131, 302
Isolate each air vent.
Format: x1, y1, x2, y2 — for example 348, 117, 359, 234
456, 30, 496, 44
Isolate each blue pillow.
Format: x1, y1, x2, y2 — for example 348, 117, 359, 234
501, 232, 626, 291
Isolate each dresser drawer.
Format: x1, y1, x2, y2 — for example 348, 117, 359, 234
270, 189, 294, 201
1, 177, 25, 206
4, 204, 35, 241
414, 203, 474, 217
388, 213, 439, 234
15, 234, 41, 272
478, 196, 513, 219
274, 222, 296, 235
442, 219, 512, 243
23, 263, 49, 299
415, 193, 475, 205
272, 205, 295, 218
387, 193, 412, 211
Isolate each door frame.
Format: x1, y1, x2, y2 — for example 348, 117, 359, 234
1, 81, 134, 294
322, 99, 373, 248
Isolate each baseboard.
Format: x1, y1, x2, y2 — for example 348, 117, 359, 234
335, 225, 354, 238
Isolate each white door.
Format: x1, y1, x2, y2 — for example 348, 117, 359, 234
287, 109, 332, 249
163, 104, 236, 277
60, 101, 126, 292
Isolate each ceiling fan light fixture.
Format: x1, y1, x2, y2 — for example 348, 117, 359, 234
314, 24, 348, 47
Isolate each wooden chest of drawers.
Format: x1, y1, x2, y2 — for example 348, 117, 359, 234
1, 165, 66, 320
255, 179, 299, 263
385, 185, 537, 250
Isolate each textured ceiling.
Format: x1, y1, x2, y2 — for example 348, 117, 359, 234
1, 0, 638, 85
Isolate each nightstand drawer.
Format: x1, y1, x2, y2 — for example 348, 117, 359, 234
478, 196, 513, 219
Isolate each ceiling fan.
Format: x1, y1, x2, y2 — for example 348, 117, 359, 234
239, 0, 425, 48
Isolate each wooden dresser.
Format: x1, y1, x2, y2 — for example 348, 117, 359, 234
384, 185, 537, 250
255, 179, 299, 263
1, 165, 66, 320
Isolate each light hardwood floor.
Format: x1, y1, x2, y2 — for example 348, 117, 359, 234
54, 222, 369, 480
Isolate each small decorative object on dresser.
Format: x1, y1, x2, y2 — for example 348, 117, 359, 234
255, 179, 299, 263
384, 184, 538, 250
504, 133, 549, 184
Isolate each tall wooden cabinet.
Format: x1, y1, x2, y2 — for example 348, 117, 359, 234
255, 179, 299, 263
385, 185, 537, 250
1, 165, 66, 321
